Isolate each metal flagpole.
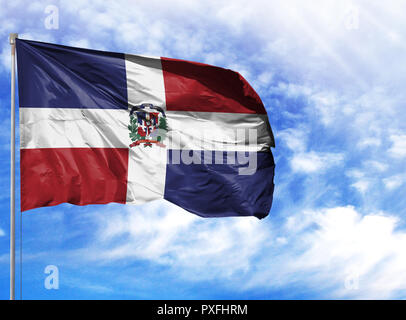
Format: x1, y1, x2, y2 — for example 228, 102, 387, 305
9, 33, 18, 301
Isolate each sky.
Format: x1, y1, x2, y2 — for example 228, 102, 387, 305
1, 0, 406, 299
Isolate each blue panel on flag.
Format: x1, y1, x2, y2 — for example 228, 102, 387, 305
164, 150, 275, 219
16, 39, 128, 109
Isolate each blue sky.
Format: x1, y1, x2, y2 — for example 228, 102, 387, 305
1, 0, 406, 299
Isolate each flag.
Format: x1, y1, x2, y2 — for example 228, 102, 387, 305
16, 39, 275, 219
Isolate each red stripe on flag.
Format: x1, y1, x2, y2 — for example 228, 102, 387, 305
21, 148, 129, 211
161, 57, 266, 114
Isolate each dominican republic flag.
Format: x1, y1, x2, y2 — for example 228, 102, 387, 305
16, 39, 275, 219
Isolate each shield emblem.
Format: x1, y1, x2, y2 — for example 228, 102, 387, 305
128, 104, 168, 148
137, 111, 159, 137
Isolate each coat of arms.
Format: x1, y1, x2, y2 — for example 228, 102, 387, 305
128, 104, 168, 148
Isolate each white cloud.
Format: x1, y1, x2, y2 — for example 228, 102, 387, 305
311, 91, 340, 126
69, 204, 406, 299
81, 201, 270, 280
291, 151, 344, 174
246, 206, 406, 299
0, 228, 5, 237
383, 174, 406, 190
357, 137, 381, 149
351, 179, 370, 194
364, 160, 388, 172
277, 127, 308, 152
66, 38, 91, 49
388, 134, 406, 158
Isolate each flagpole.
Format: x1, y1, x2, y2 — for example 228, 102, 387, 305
9, 33, 18, 301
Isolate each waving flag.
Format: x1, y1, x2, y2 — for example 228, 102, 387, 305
16, 39, 275, 219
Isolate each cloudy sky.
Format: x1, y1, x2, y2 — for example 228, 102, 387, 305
1, 0, 406, 299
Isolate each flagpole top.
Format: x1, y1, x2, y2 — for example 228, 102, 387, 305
9, 33, 18, 45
